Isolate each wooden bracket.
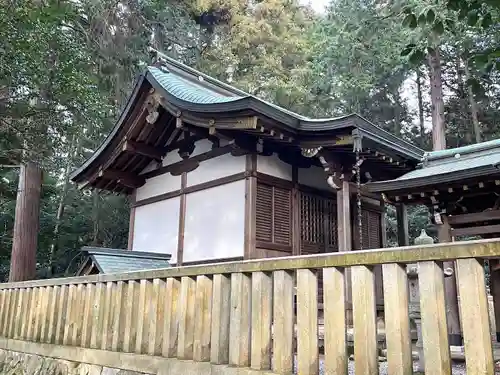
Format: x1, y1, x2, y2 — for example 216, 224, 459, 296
98, 169, 146, 189
123, 140, 164, 161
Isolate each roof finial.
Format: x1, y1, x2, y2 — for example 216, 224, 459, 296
147, 46, 169, 71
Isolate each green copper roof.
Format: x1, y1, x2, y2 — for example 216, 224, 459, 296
148, 66, 244, 104
367, 140, 500, 192
425, 138, 500, 161
80, 247, 171, 274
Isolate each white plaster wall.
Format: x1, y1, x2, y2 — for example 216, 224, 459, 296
183, 180, 245, 262
257, 153, 292, 180
163, 150, 183, 166
186, 153, 246, 187
191, 139, 213, 157
298, 166, 331, 191
135, 173, 181, 201
132, 197, 180, 264
135, 151, 184, 201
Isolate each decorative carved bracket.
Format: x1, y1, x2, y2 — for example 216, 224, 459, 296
300, 147, 343, 190
145, 91, 162, 124
352, 129, 363, 152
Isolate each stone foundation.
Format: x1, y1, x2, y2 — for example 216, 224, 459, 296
0, 349, 152, 375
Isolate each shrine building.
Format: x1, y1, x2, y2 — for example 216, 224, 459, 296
70, 53, 422, 267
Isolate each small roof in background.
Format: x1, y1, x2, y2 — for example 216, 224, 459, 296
77, 247, 171, 275
366, 139, 500, 193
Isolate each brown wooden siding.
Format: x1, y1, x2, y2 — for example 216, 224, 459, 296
256, 182, 292, 251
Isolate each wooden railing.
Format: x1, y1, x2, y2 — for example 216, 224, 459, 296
0, 239, 498, 375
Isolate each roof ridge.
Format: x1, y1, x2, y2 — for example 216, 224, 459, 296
425, 139, 500, 161
150, 51, 382, 124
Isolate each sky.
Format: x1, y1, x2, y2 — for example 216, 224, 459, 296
299, 0, 431, 131
301, 0, 329, 13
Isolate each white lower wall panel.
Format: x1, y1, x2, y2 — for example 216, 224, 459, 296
183, 180, 245, 262
132, 197, 180, 263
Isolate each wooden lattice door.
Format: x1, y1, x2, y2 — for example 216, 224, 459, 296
299, 190, 338, 307
299, 191, 338, 255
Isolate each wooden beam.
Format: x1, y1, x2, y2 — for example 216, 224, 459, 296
452, 224, 500, 237
123, 140, 164, 161
142, 144, 234, 180
299, 135, 353, 148
448, 210, 500, 226
98, 169, 145, 189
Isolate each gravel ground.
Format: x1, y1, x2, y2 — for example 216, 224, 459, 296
291, 357, 468, 374
344, 360, 466, 375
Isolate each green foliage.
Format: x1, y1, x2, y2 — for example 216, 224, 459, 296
399, 0, 500, 71
2, 0, 500, 280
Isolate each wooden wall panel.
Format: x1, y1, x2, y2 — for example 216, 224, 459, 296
255, 182, 292, 251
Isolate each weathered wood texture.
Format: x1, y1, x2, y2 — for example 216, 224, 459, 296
0, 239, 498, 375
456, 258, 494, 374
323, 267, 347, 375
352, 266, 378, 375
418, 261, 451, 375
382, 263, 412, 375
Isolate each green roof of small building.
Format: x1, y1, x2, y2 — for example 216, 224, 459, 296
367, 139, 500, 193
79, 247, 171, 274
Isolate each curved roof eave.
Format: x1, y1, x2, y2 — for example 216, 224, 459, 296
72, 63, 425, 185
146, 70, 424, 162
366, 165, 500, 193
70, 72, 147, 182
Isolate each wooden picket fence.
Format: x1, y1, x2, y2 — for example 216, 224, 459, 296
0, 238, 498, 375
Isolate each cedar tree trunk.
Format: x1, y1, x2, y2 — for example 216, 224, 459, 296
9, 161, 42, 281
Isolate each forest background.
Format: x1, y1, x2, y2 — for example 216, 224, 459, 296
1, 0, 499, 280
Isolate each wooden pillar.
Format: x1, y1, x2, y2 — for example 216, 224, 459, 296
438, 214, 462, 346
337, 180, 352, 324
244, 154, 257, 259
490, 264, 500, 342
291, 165, 300, 256
396, 204, 409, 247
380, 201, 388, 248
337, 180, 351, 251
177, 172, 187, 266
127, 192, 136, 250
